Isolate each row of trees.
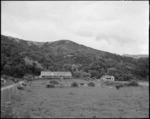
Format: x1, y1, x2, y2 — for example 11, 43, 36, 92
1, 60, 41, 78
1, 35, 149, 81
1, 50, 149, 81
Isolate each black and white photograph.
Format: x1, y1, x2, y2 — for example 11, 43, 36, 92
1, 1, 149, 118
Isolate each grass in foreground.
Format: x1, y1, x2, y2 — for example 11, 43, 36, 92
2, 79, 149, 118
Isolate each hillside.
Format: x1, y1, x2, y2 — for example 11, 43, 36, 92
123, 54, 149, 59
1, 35, 149, 81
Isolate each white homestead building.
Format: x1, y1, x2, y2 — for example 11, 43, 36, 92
100, 75, 115, 81
39, 71, 72, 79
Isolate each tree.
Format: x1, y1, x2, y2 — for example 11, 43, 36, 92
90, 70, 101, 79
14, 64, 25, 77
63, 64, 72, 72
1, 55, 7, 71
134, 58, 149, 79
3, 64, 12, 76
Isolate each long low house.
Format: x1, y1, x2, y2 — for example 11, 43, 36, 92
39, 71, 72, 79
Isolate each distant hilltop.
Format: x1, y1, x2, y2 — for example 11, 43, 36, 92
123, 54, 149, 59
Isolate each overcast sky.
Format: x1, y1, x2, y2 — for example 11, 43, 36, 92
2, 1, 149, 55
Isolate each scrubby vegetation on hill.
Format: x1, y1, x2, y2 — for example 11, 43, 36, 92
1, 35, 149, 81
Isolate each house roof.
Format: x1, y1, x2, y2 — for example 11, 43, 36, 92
101, 75, 114, 78
40, 71, 72, 76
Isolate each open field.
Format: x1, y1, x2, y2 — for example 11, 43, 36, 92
3, 79, 149, 118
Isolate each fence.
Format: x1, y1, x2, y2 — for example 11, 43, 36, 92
1, 81, 24, 107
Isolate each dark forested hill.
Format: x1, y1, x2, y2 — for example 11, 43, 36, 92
1, 35, 149, 81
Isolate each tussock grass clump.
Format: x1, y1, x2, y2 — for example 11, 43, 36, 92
88, 82, 95, 87
68, 92, 74, 95
59, 85, 64, 88
1, 102, 18, 118
46, 84, 55, 88
80, 83, 84, 85
49, 80, 59, 85
92, 115, 97, 118
71, 82, 78, 87
26, 89, 32, 92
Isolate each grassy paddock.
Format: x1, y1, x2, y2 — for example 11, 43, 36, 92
1, 79, 14, 87
4, 79, 149, 118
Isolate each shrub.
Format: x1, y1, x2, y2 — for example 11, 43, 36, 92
101, 81, 115, 86
59, 85, 64, 88
88, 82, 95, 87
17, 85, 24, 90
8, 77, 14, 81
68, 92, 74, 95
115, 84, 123, 90
49, 80, 59, 85
23, 75, 34, 82
122, 74, 133, 81
81, 72, 91, 78
71, 82, 78, 87
124, 80, 139, 87
13, 79, 19, 83
92, 77, 97, 80
46, 84, 55, 88
80, 83, 84, 85
83, 77, 91, 81
22, 82, 27, 86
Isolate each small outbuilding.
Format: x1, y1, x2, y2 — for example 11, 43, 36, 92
100, 75, 115, 81
39, 71, 72, 79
